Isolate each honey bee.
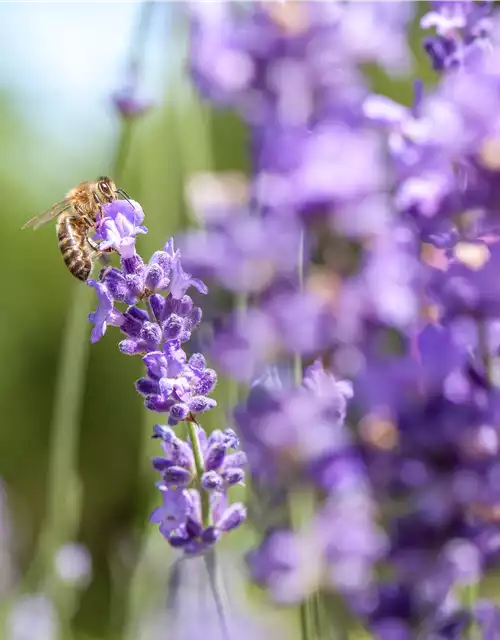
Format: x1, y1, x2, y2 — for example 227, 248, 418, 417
23, 176, 128, 281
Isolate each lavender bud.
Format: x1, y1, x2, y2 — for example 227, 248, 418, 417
122, 254, 145, 275
224, 452, 247, 469
208, 430, 224, 446
187, 396, 217, 415
152, 457, 170, 472
187, 307, 202, 328
119, 339, 147, 355
126, 306, 149, 322
218, 504, 247, 532
143, 352, 168, 379
103, 268, 128, 301
186, 517, 203, 538
189, 353, 206, 371
178, 295, 193, 316
146, 395, 174, 412
145, 263, 164, 290
149, 294, 164, 323
140, 321, 162, 345
169, 403, 190, 423
224, 468, 245, 486
163, 466, 192, 487
163, 314, 183, 340
195, 369, 217, 396
125, 273, 144, 298
150, 250, 171, 275
205, 444, 226, 472
223, 429, 240, 449
202, 471, 223, 491
152, 424, 175, 441
135, 378, 159, 395
201, 527, 221, 544
121, 315, 143, 337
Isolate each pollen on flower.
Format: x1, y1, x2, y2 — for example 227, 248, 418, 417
359, 414, 399, 451
453, 242, 490, 271
479, 136, 500, 170
263, 0, 310, 35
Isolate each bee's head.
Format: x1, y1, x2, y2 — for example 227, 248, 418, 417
96, 176, 117, 203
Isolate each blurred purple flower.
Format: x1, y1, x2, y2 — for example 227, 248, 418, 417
112, 87, 151, 119
474, 600, 500, 639
7, 594, 59, 640
235, 360, 353, 490
429, 241, 500, 321
421, 0, 493, 71
212, 288, 336, 382
54, 543, 92, 587
179, 209, 302, 293
248, 481, 386, 604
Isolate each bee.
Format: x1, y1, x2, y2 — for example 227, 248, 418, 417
22, 176, 128, 281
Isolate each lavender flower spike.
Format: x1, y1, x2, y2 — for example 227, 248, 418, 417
150, 424, 247, 555
95, 199, 148, 258
87, 194, 243, 555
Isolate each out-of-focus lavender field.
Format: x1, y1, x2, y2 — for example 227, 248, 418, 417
5, 2, 500, 639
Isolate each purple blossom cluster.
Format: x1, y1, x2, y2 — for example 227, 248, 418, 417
87, 198, 246, 555
181, 1, 500, 637
150, 424, 246, 555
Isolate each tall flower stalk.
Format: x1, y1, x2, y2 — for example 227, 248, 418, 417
86, 197, 247, 636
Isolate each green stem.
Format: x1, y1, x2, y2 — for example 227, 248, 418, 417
186, 419, 211, 527
293, 227, 305, 385
204, 549, 231, 640
29, 284, 92, 586
461, 319, 494, 638
478, 319, 495, 385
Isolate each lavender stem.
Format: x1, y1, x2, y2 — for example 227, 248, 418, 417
204, 549, 231, 640
186, 419, 211, 527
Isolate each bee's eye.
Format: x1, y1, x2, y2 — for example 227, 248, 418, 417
99, 181, 110, 195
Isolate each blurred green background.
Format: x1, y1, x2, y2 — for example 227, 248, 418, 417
0, 2, 432, 639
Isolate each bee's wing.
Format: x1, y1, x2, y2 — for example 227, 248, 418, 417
22, 199, 73, 230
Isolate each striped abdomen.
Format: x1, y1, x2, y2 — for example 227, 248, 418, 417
56, 215, 92, 281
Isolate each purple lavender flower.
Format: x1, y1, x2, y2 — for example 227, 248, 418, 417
87, 196, 243, 556
95, 199, 147, 258
112, 87, 151, 120
429, 241, 500, 321
248, 480, 386, 604
87, 280, 124, 343
474, 600, 500, 639
150, 424, 247, 555
163, 238, 208, 299
137, 347, 217, 424
421, 0, 493, 71
212, 288, 337, 382
235, 360, 353, 491
179, 209, 302, 294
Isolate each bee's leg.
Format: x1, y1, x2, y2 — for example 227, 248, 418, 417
87, 237, 114, 254
82, 214, 95, 228
87, 237, 100, 252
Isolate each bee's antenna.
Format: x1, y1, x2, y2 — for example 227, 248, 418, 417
116, 189, 135, 209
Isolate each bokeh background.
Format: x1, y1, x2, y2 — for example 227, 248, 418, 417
0, 2, 433, 639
